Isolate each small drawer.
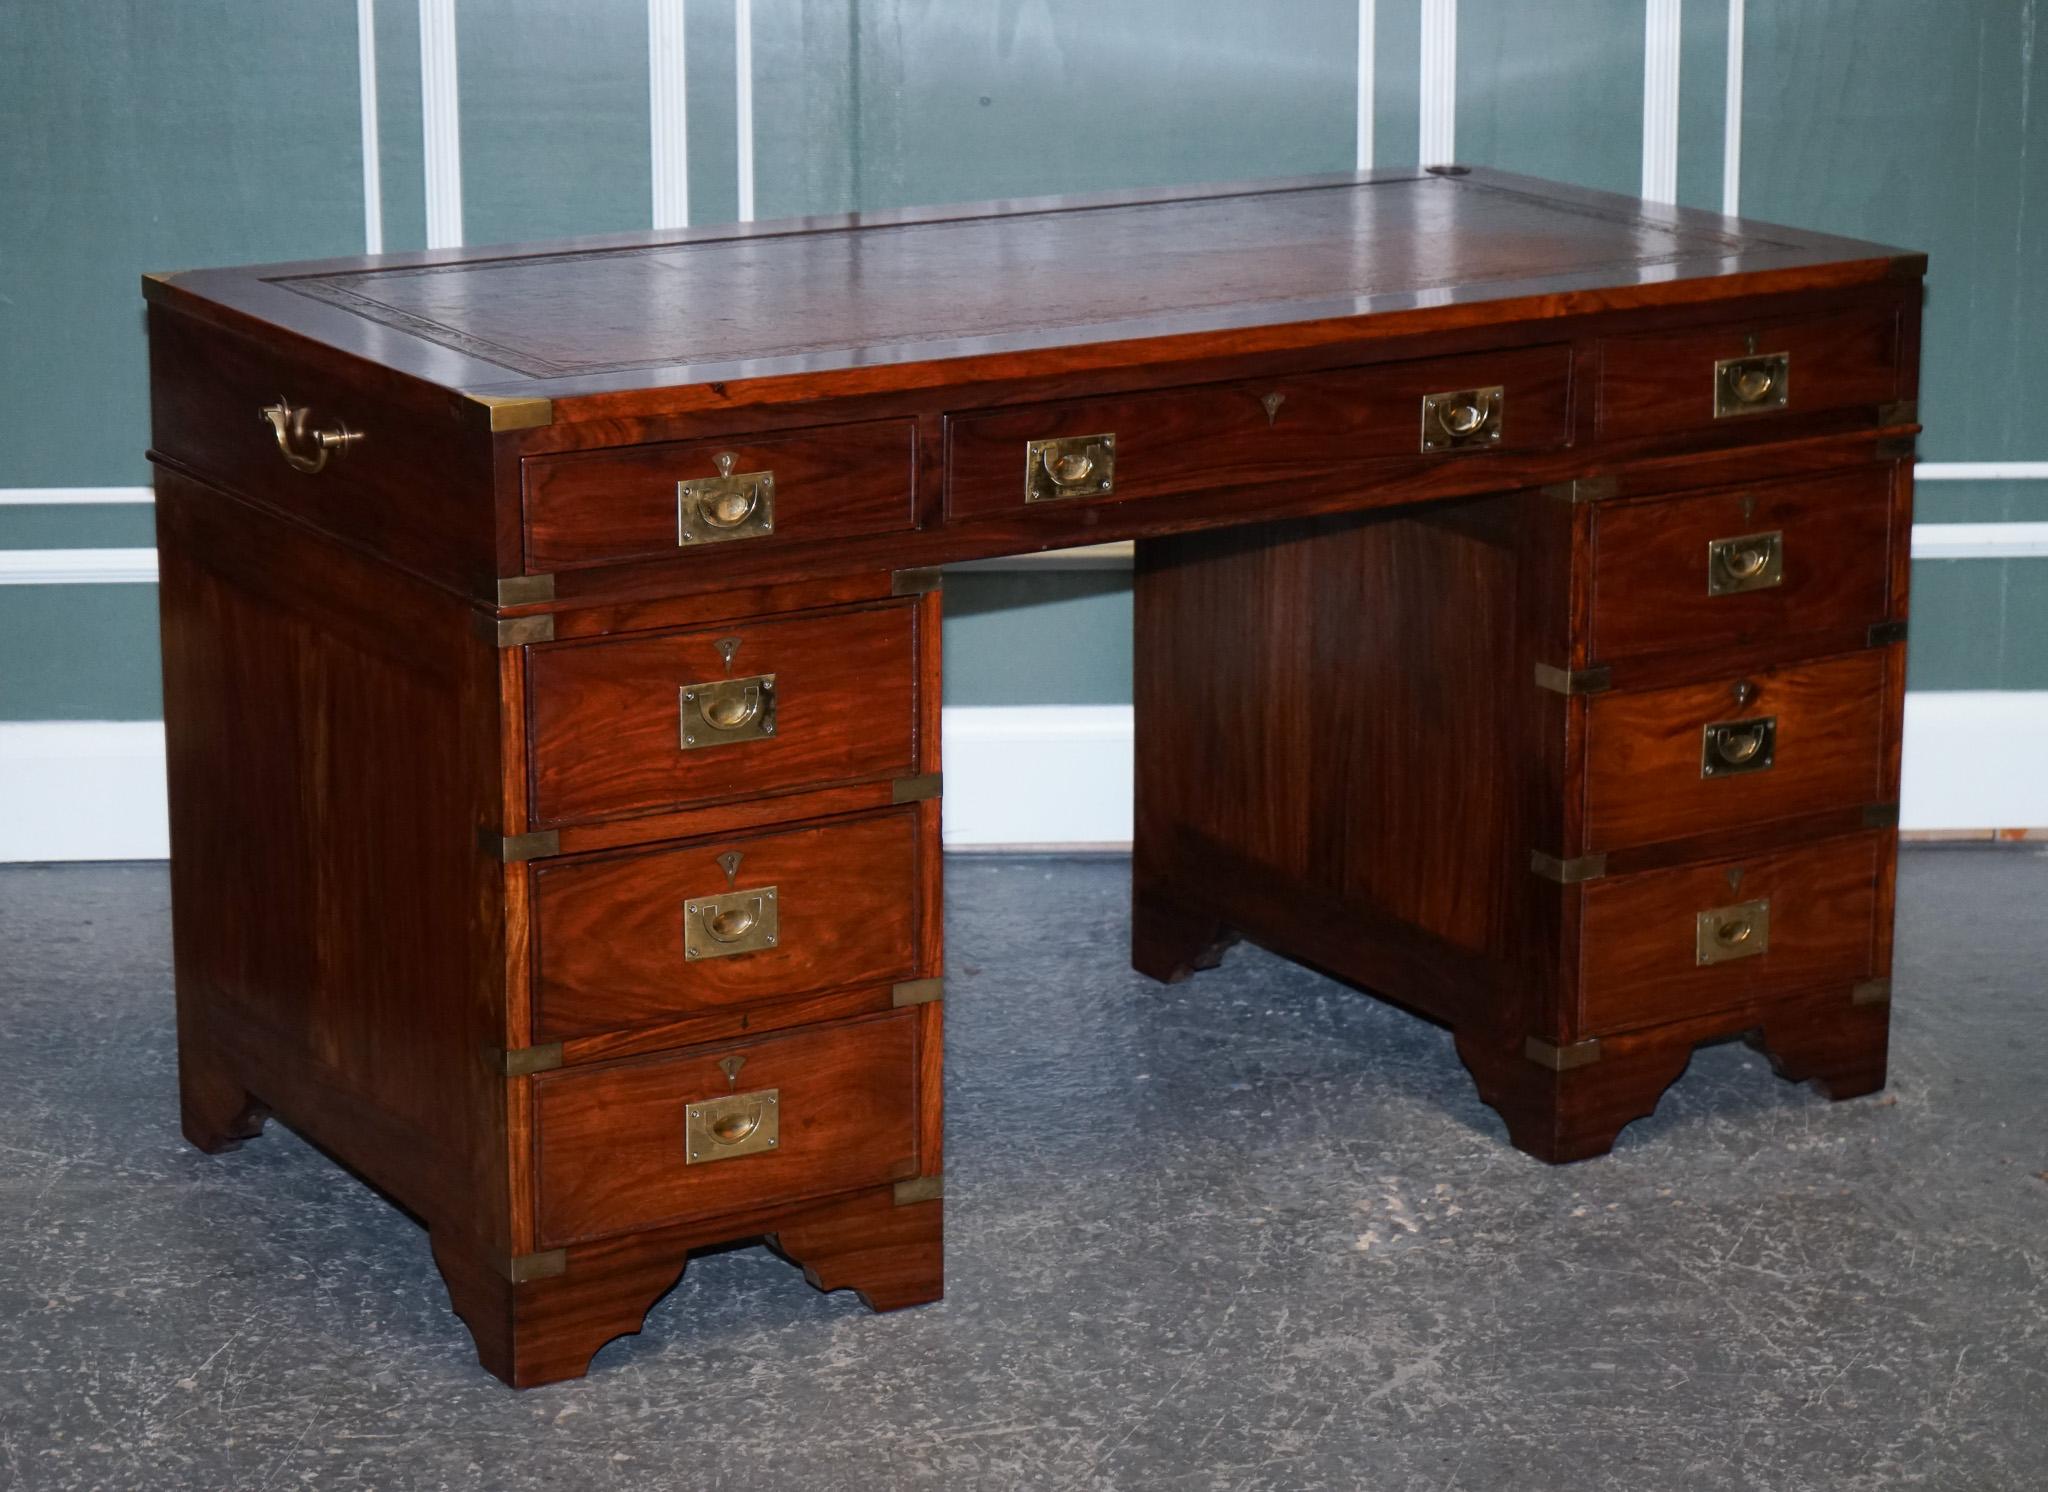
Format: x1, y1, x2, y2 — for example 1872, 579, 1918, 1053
1588, 466, 1896, 661
1598, 308, 1901, 440
527, 601, 921, 827
944, 345, 1572, 521
532, 1011, 920, 1246
522, 419, 917, 572
531, 808, 926, 1040
1578, 832, 1886, 1035
1583, 650, 1893, 851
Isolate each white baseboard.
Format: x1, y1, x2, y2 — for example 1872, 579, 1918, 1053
0, 722, 170, 862
1, 697, 2042, 862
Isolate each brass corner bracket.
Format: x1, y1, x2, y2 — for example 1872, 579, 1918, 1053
1876, 399, 1919, 430
892, 772, 943, 804
1868, 619, 1908, 648
506, 1249, 567, 1284
1862, 802, 1901, 829
488, 1042, 564, 1077
1530, 850, 1607, 885
1850, 978, 1893, 1007
486, 828, 561, 863
891, 977, 944, 1008
891, 568, 943, 596
496, 574, 556, 606
1540, 476, 1619, 504
1525, 1036, 1603, 1072
467, 393, 555, 432
1533, 662, 1612, 696
894, 1175, 944, 1206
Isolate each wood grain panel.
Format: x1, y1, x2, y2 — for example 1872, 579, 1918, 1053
523, 419, 917, 572
1588, 465, 1896, 660
1577, 832, 1884, 1034
532, 808, 923, 1040
526, 601, 920, 827
1584, 649, 1893, 850
532, 1012, 919, 1246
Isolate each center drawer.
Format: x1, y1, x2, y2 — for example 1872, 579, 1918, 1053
944, 344, 1572, 521
530, 808, 925, 1040
525, 600, 922, 827
532, 1011, 921, 1246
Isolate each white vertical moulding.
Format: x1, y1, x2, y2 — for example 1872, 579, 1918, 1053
357, 0, 384, 253
1356, 0, 1376, 169
650, 0, 690, 229
734, 0, 756, 222
1641, 0, 1681, 203
1419, 0, 1457, 165
1722, 0, 1745, 215
419, 0, 464, 249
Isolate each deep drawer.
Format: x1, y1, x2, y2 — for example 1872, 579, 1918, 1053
531, 808, 926, 1040
526, 601, 922, 827
522, 419, 917, 572
1583, 649, 1894, 852
1577, 831, 1886, 1035
532, 1011, 921, 1246
1588, 466, 1897, 661
944, 345, 1572, 521
1597, 307, 1901, 440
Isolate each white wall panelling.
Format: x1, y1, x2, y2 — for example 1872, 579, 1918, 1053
1355, 0, 1376, 169
357, 0, 384, 253
1418, 0, 1456, 165
1722, 0, 1745, 215
0, 724, 171, 863
0, 488, 153, 506
0, 550, 159, 586
1641, 0, 1682, 204
734, 0, 756, 222
419, 0, 464, 248
649, 0, 690, 229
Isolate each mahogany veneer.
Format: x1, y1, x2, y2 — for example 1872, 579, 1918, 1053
147, 166, 1921, 1385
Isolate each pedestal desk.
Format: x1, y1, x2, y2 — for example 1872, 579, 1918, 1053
145, 168, 1923, 1386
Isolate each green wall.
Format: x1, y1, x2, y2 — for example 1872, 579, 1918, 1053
3, 0, 2044, 720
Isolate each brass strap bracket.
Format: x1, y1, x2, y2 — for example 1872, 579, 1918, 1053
892, 772, 943, 804
891, 977, 944, 1008
1530, 850, 1607, 885
496, 574, 556, 606
1876, 399, 1919, 429
1851, 977, 1893, 1007
894, 1175, 944, 1206
891, 568, 943, 596
1525, 1036, 1603, 1072
487, 1042, 564, 1077
474, 611, 555, 647
1868, 619, 1908, 648
506, 1249, 568, 1283
1539, 476, 1619, 504
486, 828, 561, 862
1533, 662, 1612, 696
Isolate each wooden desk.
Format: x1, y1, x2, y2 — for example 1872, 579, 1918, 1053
145, 167, 1922, 1386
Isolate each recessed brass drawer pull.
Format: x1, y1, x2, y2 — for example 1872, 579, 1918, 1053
683, 884, 779, 959
679, 673, 777, 749
685, 1087, 780, 1163
1700, 714, 1777, 778
678, 452, 776, 544
1695, 897, 1770, 965
1024, 433, 1116, 502
258, 398, 361, 474
1713, 351, 1790, 417
1706, 529, 1784, 595
1420, 385, 1504, 452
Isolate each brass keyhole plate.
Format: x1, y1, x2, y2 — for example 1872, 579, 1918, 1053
686, 1087, 781, 1164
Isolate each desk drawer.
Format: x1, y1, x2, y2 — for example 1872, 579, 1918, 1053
1583, 650, 1893, 851
531, 808, 925, 1040
1588, 467, 1897, 661
944, 345, 1572, 521
527, 601, 921, 827
1598, 308, 1901, 440
1578, 832, 1885, 1035
533, 1012, 920, 1246
523, 419, 917, 572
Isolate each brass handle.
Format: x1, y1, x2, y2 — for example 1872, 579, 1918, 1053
677, 452, 776, 544
1419, 386, 1504, 451
1706, 530, 1784, 595
1710, 721, 1767, 765
684, 885, 780, 959
686, 1087, 781, 1162
701, 685, 762, 731
680, 673, 777, 749
703, 896, 763, 943
1024, 433, 1116, 502
259, 399, 360, 474
1695, 897, 1771, 965
1713, 351, 1790, 417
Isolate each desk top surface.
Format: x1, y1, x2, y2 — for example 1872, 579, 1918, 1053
149, 167, 1917, 413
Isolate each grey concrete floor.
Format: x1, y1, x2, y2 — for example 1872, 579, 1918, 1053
0, 849, 2043, 1491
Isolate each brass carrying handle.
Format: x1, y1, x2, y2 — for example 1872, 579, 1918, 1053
1728, 365, 1777, 405
707, 1102, 764, 1145
1709, 722, 1768, 767
1706, 530, 1784, 595
700, 684, 763, 731
1709, 912, 1756, 951
1435, 392, 1495, 438
1722, 541, 1772, 580
702, 895, 765, 944
695, 451, 765, 529
259, 399, 360, 474
1040, 446, 1099, 491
